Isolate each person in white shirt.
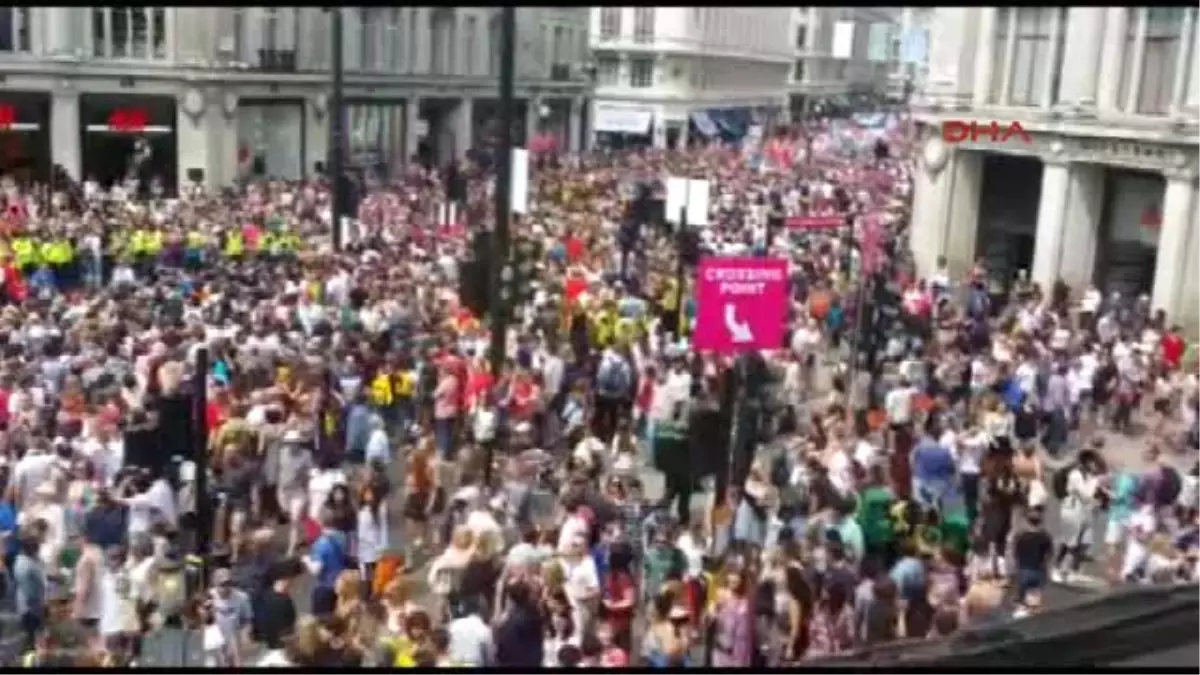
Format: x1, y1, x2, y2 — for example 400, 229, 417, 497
956, 425, 989, 524
1053, 454, 1103, 584
559, 535, 600, 634
356, 486, 389, 585
12, 446, 56, 509
447, 597, 494, 666
1118, 503, 1157, 582
120, 475, 178, 536
883, 377, 916, 453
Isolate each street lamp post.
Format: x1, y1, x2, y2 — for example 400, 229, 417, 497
329, 7, 346, 251
484, 6, 516, 488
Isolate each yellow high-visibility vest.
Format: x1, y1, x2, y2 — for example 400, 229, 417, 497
260, 232, 276, 254
55, 239, 74, 264
369, 373, 394, 406
38, 241, 56, 265
145, 231, 163, 254
12, 238, 34, 266
224, 232, 244, 258
129, 230, 147, 255
187, 231, 206, 249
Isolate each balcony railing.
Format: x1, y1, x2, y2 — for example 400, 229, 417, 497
549, 63, 571, 81
255, 48, 297, 73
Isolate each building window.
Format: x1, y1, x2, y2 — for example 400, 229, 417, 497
629, 57, 654, 87
793, 59, 805, 82
599, 7, 620, 40
553, 25, 565, 67
1007, 8, 1058, 107
795, 25, 808, 50
1135, 7, 1187, 115
0, 8, 31, 53
633, 8, 654, 43
464, 16, 477, 76
364, 9, 381, 71
92, 7, 167, 60
597, 55, 620, 86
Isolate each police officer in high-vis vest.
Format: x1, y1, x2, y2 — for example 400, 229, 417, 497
224, 229, 245, 259
11, 235, 36, 274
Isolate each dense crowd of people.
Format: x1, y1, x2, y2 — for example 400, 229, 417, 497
1, 113, 1196, 668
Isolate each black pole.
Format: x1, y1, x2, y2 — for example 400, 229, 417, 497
484, 6, 516, 489
192, 347, 211, 589
674, 206, 688, 339
329, 8, 345, 252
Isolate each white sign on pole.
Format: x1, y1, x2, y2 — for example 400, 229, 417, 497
832, 20, 856, 60
511, 147, 530, 214
665, 177, 711, 228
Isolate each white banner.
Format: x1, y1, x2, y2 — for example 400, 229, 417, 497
832, 20, 856, 60
593, 104, 654, 135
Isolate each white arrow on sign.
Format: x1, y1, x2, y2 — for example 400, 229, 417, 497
724, 304, 754, 343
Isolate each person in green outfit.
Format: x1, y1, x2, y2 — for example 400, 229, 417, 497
856, 464, 897, 571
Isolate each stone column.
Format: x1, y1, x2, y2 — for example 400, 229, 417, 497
1189, 17, 1200, 111
925, 7, 977, 106
1123, 9, 1147, 113
1170, 8, 1196, 116
943, 150, 983, 277
582, 98, 594, 152
414, 8, 432, 75
42, 7, 77, 57
998, 9, 1018, 105
1057, 163, 1103, 293
1096, 8, 1128, 111
971, 8, 998, 107
1151, 171, 1198, 318
453, 97, 473, 160
568, 97, 583, 153
404, 96, 422, 163
1039, 9, 1064, 108
1030, 159, 1071, 289
50, 89, 81, 181
1058, 8, 1105, 110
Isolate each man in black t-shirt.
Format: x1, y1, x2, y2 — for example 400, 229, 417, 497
253, 559, 301, 651
1012, 509, 1053, 605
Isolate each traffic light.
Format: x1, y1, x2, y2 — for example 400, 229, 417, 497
503, 233, 543, 310
459, 231, 492, 317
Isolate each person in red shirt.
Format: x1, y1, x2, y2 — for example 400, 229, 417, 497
1161, 325, 1186, 371
564, 235, 585, 264
508, 368, 540, 423
2, 260, 25, 304
464, 358, 494, 411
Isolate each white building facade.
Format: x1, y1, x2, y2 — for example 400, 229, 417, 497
787, 7, 902, 115
589, 7, 792, 148
910, 7, 1200, 329
0, 7, 593, 192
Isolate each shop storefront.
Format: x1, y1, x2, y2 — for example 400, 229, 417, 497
344, 100, 405, 179
0, 91, 51, 184
237, 99, 307, 181
80, 93, 177, 196
592, 103, 654, 150
1097, 170, 1164, 298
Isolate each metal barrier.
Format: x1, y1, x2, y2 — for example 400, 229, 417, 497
811, 584, 1200, 668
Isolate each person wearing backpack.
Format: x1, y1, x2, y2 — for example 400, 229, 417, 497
593, 347, 632, 444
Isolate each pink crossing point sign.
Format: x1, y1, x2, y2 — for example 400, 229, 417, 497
693, 257, 789, 353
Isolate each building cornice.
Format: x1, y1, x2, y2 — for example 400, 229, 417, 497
0, 57, 593, 97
